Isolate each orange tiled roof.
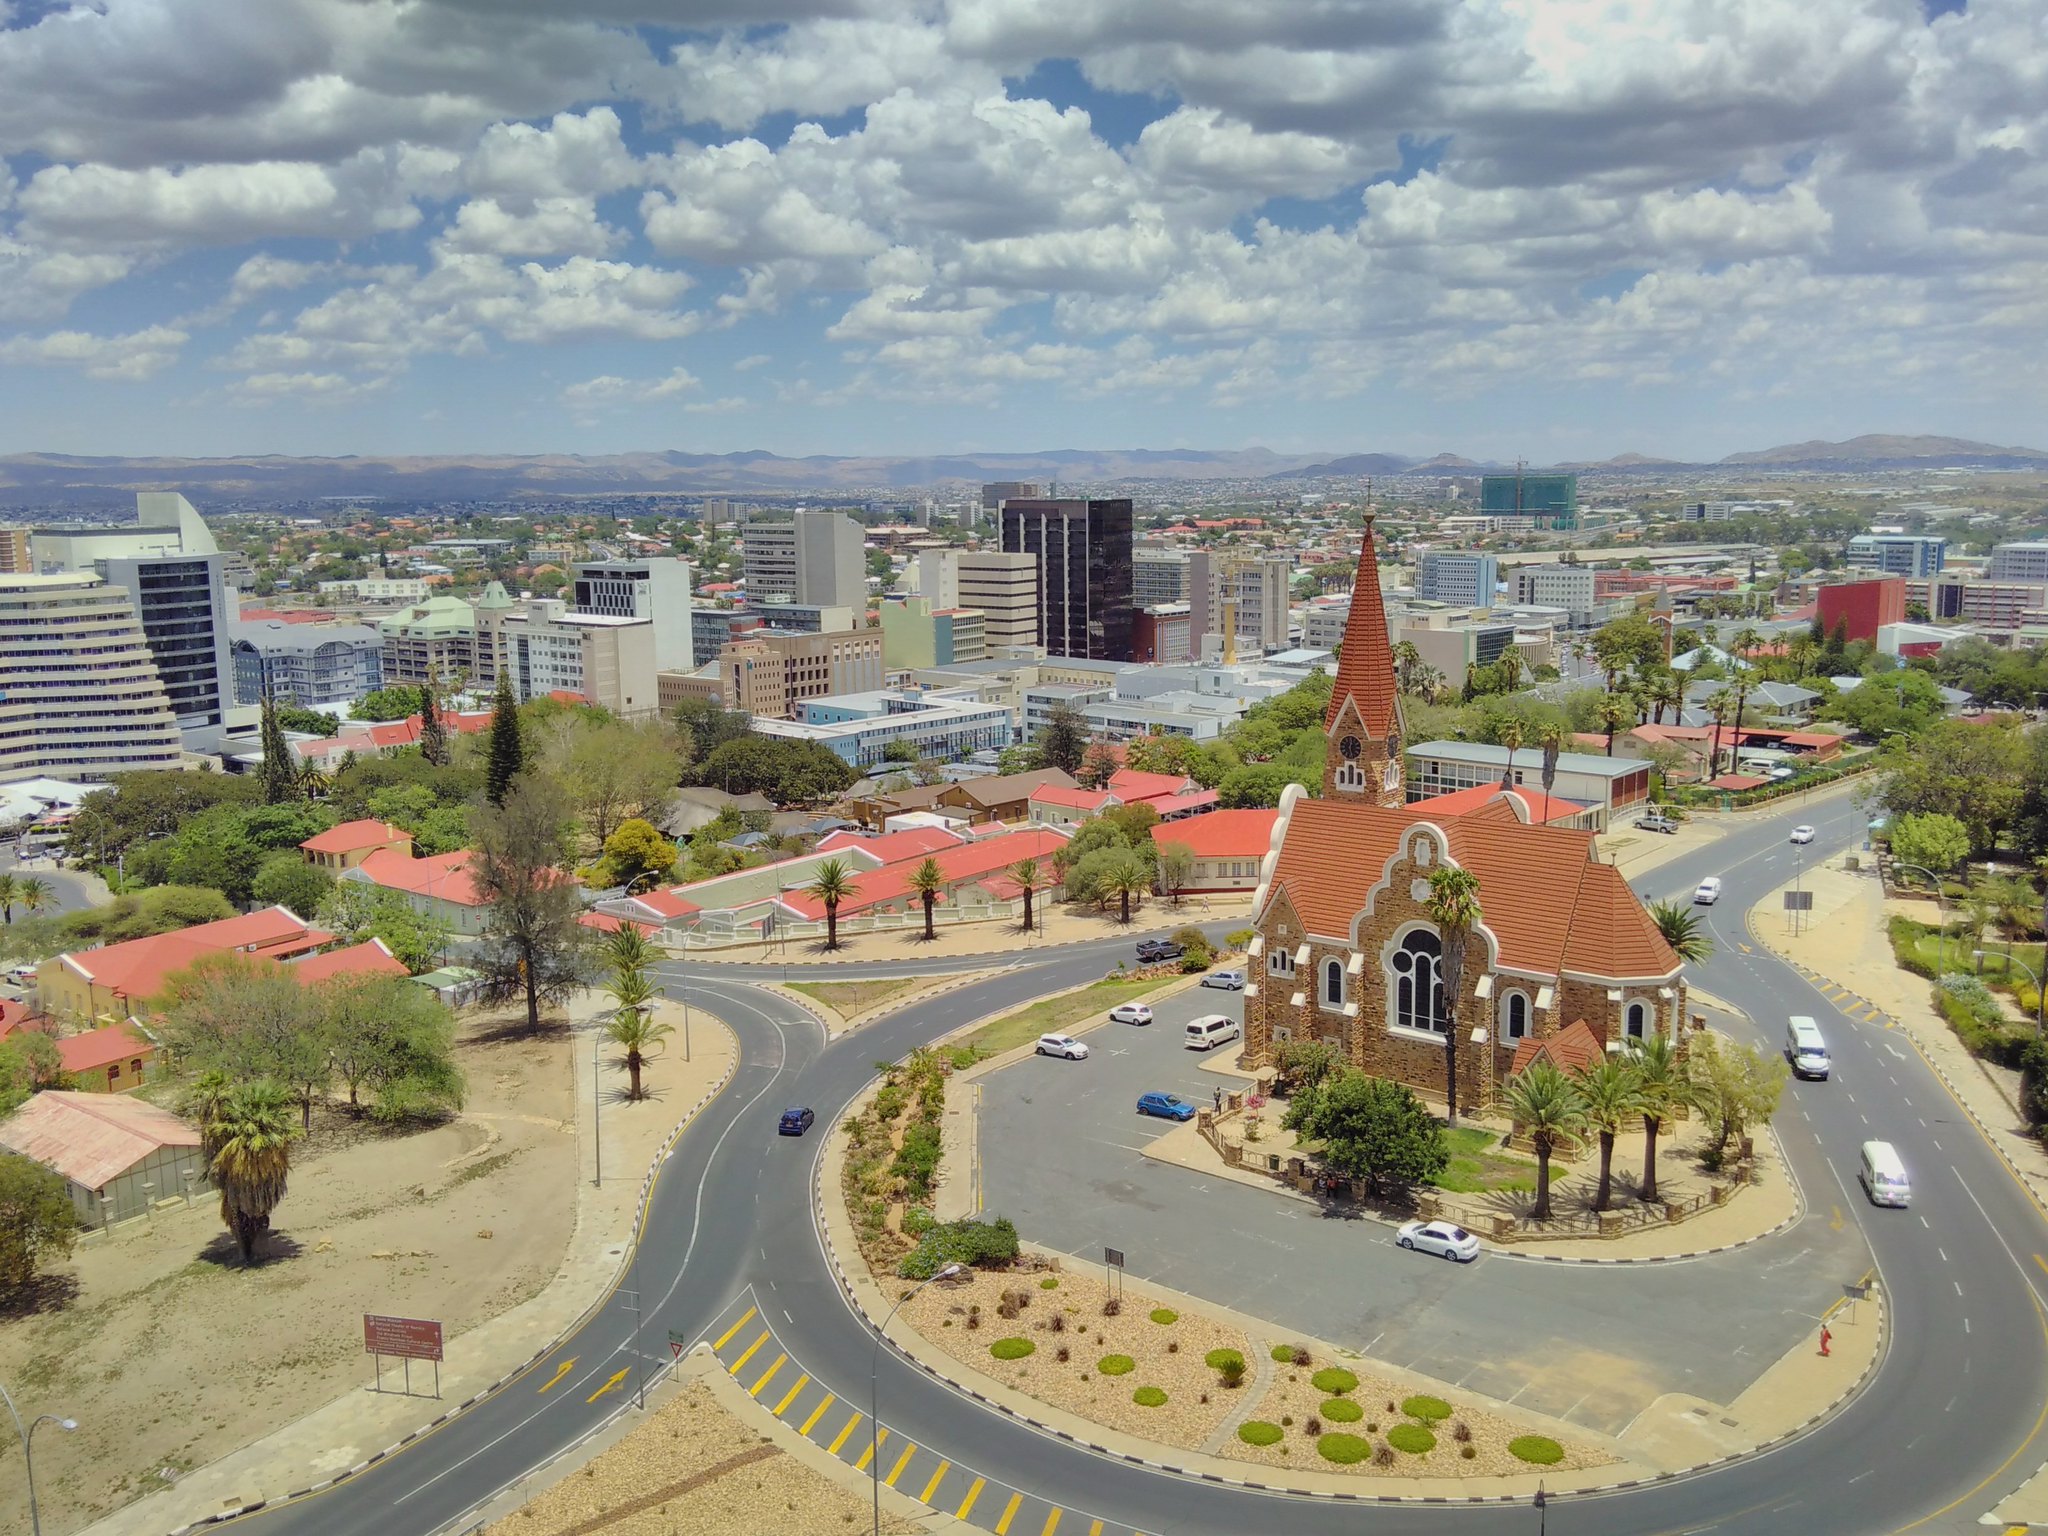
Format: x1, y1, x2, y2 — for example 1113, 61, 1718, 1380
355, 847, 482, 906
1412, 782, 1585, 826
63, 907, 333, 1005
1509, 1019, 1605, 1077
291, 939, 408, 984
1324, 519, 1400, 741
56, 1021, 151, 1075
0, 1090, 199, 1188
300, 820, 411, 856
1105, 768, 1195, 803
1150, 808, 1279, 858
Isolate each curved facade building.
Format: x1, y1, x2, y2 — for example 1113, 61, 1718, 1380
0, 573, 182, 783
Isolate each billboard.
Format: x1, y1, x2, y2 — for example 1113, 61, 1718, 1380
363, 1314, 444, 1362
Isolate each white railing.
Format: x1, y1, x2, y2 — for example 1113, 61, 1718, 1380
662, 898, 1025, 951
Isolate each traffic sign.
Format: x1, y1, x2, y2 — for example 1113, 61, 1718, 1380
668, 1329, 688, 1359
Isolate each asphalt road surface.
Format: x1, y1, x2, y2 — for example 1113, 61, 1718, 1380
230, 789, 2048, 1536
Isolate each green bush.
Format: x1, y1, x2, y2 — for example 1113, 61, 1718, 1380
897, 1215, 1020, 1278
1133, 1385, 1168, 1407
1204, 1348, 1244, 1372
1510, 1435, 1565, 1465
1317, 1433, 1371, 1464
1238, 1420, 1284, 1446
989, 1337, 1035, 1361
1387, 1423, 1436, 1455
1312, 1367, 1359, 1395
1270, 1343, 1298, 1363
892, 1121, 945, 1199
1038, 1276, 1059, 1289
1402, 1394, 1453, 1423
1149, 1307, 1178, 1324
1097, 1354, 1136, 1375
901, 1206, 936, 1237
1321, 1398, 1363, 1423
1933, 973, 2034, 1068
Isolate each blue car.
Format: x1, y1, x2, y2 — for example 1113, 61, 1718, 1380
778, 1106, 815, 1136
1137, 1091, 1198, 1121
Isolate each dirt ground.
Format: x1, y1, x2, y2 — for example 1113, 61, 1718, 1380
0, 1007, 578, 1536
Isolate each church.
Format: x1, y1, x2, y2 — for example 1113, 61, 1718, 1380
1242, 518, 1684, 1114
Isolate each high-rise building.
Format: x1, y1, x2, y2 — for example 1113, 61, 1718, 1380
0, 528, 30, 574
999, 498, 1135, 661
1847, 535, 1946, 579
880, 598, 987, 668
1479, 473, 1578, 529
1510, 563, 1598, 626
491, 599, 658, 717
1205, 555, 1293, 655
721, 629, 886, 718
742, 510, 865, 608
1134, 548, 1191, 607
1416, 551, 1500, 609
571, 557, 694, 672
0, 573, 183, 783
1815, 577, 1906, 644
955, 550, 1040, 653
230, 621, 385, 708
981, 482, 1041, 516
379, 595, 478, 688
1989, 543, 2048, 583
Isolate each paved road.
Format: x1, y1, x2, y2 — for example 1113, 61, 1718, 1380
230, 792, 2048, 1536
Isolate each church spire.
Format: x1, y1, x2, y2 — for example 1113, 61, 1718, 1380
1323, 511, 1406, 805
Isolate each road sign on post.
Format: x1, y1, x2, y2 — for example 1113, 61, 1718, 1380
364, 1314, 443, 1399
1104, 1246, 1124, 1301
1784, 890, 1814, 911
668, 1329, 688, 1360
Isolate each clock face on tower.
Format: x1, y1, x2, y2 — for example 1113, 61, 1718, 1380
1338, 735, 1363, 761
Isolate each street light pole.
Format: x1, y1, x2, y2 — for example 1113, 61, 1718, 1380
870, 1264, 962, 1536
593, 1028, 602, 1188
1, 1379, 77, 1536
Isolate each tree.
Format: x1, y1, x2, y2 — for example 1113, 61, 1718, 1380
1502, 1061, 1584, 1219
1035, 701, 1089, 776
596, 817, 678, 890
1590, 612, 1666, 687
316, 883, 451, 974
1706, 687, 1736, 777
602, 926, 670, 1099
14, 876, 52, 920
1217, 764, 1310, 808
909, 856, 945, 941
321, 972, 464, 1117
155, 952, 330, 1129
1271, 1037, 1341, 1098
545, 716, 685, 847
258, 696, 297, 806
0, 1032, 67, 1115
1890, 811, 1971, 879
485, 671, 526, 807
1077, 742, 1121, 790
1648, 899, 1714, 963
63, 770, 260, 865
472, 774, 589, 1029
1284, 1071, 1448, 1196
251, 853, 334, 919
272, 701, 339, 736
1685, 1031, 1789, 1168
1009, 857, 1042, 932
207, 1079, 298, 1265
1156, 841, 1195, 908
1537, 723, 1565, 798
1573, 1059, 1645, 1212
1598, 694, 1631, 757
0, 873, 15, 922
353, 686, 429, 722
419, 684, 448, 767
1630, 1035, 1688, 1204
806, 857, 858, 950
1100, 846, 1152, 924
1425, 865, 1482, 1126
0, 1151, 76, 1289
691, 736, 856, 804
1875, 720, 2027, 855
1499, 721, 1524, 786
671, 695, 753, 763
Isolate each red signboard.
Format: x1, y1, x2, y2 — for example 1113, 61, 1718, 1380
363, 1314, 444, 1362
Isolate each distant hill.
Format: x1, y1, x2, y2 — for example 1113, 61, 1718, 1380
1270, 452, 1418, 479
1718, 435, 2048, 470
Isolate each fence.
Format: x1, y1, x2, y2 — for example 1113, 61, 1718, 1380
660, 897, 1026, 951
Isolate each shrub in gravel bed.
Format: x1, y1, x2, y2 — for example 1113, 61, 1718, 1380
1039, 1277, 1059, 1289
1238, 1421, 1284, 1447
1373, 1444, 1396, 1467
1321, 1398, 1363, 1423
989, 1338, 1035, 1361
1452, 1420, 1472, 1442
1387, 1423, 1436, 1455
1150, 1308, 1178, 1325
1312, 1367, 1359, 1395
1205, 1348, 1245, 1372
1269, 1344, 1297, 1363
1317, 1433, 1371, 1464
1402, 1395, 1453, 1423
1511, 1435, 1565, 1465
1304, 1416, 1321, 1436
1055, 1346, 1070, 1363
1133, 1386, 1168, 1407
1291, 1346, 1313, 1366
1097, 1354, 1136, 1375
1461, 1445, 1478, 1460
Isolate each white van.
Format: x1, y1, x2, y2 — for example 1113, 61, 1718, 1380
1786, 1016, 1831, 1080
1859, 1141, 1911, 1207
1184, 1015, 1242, 1051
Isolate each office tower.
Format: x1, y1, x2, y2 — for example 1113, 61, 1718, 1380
1510, 564, 1598, 627
720, 629, 887, 718
572, 557, 695, 671
0, 573, 183, 783
981, 482, 1041, 515
1211, 553, 1294, 653
0, 528, 29, 574
491, 599, 658, 717
1846, 535, 1946, 579
1417, 551, 1501, 609
1479, 472, 1578, 529
229, 621, 385, 707
999, 498, 1135, 661
916, 549, 961, 611
742, 510, 866, 607
380, 595, 478, 688
1134, 548, 1190, 606
955, 549, 1041, 653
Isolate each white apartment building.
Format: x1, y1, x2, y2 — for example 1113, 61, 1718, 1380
1209, 554, 1292, 654
1847, 535, 1946, 579
492, 599, 659, 718
1988, 542, 2048, 583
956, 549, 1040, 652
572, 557, 694, 672
1416, 551, 1500, 609
1510, 563, 1598, 627
316, 577, 431, 603
742, 511, 865, 608
0, 574, 183, 783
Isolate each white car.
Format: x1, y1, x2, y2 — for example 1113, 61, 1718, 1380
1694, 877, 1722, 905
1036, 1033, 1089, 1060
1789, 825, 1815, 844
1109, 1003, 1154, 1026
1397, 1220, 1480, 1262
1201, 969, 1246, 991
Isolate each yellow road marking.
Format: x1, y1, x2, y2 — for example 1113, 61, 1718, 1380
710, 1306, 756, 1351
799, 1393, 836, 1436
994, 1491, 1023, 1534
2035, 1255, 2048, 1282
1041, 1509, 1063, 1535
537, 1359, 575, 1394
771, 1374, 809, 1417
585, 1368, 629, 1403
956, 1477, 985, 1519
885, 1443, 915, 1487
748, 1354, 786, 1398
726, 1330, 768, 1377
1830, 1204, 1844, 1232
918, 1460, 951, 1504
1087, 1522, 1104, 1536
827, 1412, 862, 1456
854, 1426, 889, 1472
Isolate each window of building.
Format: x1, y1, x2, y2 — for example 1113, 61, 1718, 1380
1321, 957, 1345, 1009
1625, 1000, 1651, 1039
1267, 948, 1294, 978
1499, 990, 1529, 1041
1391, 928, 1444, 1033
1333, 760, 1364, 793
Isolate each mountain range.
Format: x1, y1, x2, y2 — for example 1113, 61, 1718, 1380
0, 435, 2041, 507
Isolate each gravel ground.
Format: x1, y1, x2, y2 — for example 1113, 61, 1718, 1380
1219, 1355, 1613, 1478
483, 1380, 920, 1536
898, 1263, 1251, 1449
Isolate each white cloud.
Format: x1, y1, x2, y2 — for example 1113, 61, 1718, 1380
0, 324, 187, 380
229, 370, 389, 403
439, 196, 620, 258
562, 366, 701, 408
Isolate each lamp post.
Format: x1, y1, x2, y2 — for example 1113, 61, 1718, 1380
1892, 861, 1951, 974
1, 1379, 77, 1536
870, 1264, 962, 1535
1977, 949, 2045, 1037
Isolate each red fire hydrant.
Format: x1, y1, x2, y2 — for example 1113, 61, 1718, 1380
1819, 1325, 1833, 1357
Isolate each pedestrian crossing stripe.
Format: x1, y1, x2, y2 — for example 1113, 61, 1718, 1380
726, 1330, 768, 1377
994, 1491, 1024, 1534
798, 1392, 834, 1436
919, 1460, 951, 1503
826, 1411, 862, 1455
854, 1426, 889, 1472
1041, 1509, 1063, 1534
771, 1374, 808, 1416
956, 1478, 985, 1518
749, 1354, 785, 1398
885, 1442, 915, 1487
709, 1306, 756, 1351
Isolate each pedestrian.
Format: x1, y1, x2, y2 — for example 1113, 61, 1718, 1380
1213, 1086, 1223, 1113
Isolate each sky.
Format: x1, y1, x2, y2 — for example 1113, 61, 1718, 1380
0, 0, 2042, 465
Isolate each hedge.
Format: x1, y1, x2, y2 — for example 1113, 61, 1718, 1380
1664, 752, 1874, 809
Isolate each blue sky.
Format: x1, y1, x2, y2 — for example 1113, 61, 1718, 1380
0, 0, 2041, 464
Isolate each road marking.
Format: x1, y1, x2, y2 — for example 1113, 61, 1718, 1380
537, 1358, 575, 1394
727, 1330, 769, 1378
798, 1393, 836, 1435
827, 1412, 862, 1455
918, 1460, 951, 1503
1938, 1248, 1948, 1263
854, 1427, 889, 1472
771, 1373, 809, 1416
884, 1442, 915, 1487
1830, 1205, 1844, 1232
1087, 1523, 1104, 1536
710, 1306, 757, 1351
994, 1492, 1024, 1534
749, 1354, 786, 1398
956, 1478, 986, 1518
1041, 1509, 1063, 1535
585, 1368, 629, 1404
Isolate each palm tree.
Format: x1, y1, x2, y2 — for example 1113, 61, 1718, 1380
806, 857, 858, 951
1574, 1059, 1645, 1212
910, 857, 945, 942
299, 764, 332, 802
1392, 640, 1424, 695
0, 872, 17, 923
1499, 722, 1524, 788
1729, 661, 1757, 753
1009, 857, 1042, 933
1425, 865, 1483, 1127
1495, 647, 1525, 693
1502, 1061, 1584, 1220
14, 876, 52, 918
1101, 848, 1152, 925
1650, 669, 1683, 726
1538, 724, 1565, 798
603, 926, 669, 1099
1598, 695, 1631, 757
1993, 875, 2035, 971
1706, 687, 1737, 777
1631, 1035, 1687, 1204
1648, 899, 1715, 963
208, 1080, 298, 1265
1730, 625, 1763, 668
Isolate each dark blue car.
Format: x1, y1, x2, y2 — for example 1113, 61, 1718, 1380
1136, 1091, 1197, 1121
778, 1106, 815, 1136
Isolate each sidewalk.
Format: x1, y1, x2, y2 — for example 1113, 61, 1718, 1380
86, 994, 738, 1536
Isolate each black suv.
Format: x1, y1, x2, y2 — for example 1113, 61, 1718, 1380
1135, 939, 1185, 963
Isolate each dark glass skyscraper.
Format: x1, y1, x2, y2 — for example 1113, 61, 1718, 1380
999, 498, 1135, 661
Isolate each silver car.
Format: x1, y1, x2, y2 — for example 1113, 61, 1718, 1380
1036, 1033, 1089, 1060
1200, 969, 1246, 991
1396, 1220, 1480, 1262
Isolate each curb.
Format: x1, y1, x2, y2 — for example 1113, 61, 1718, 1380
157, 1022, 743, 1536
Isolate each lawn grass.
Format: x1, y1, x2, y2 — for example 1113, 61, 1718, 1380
955, 973, 1187, 1057
786, 976, 933, 1016
1432, 1125, 1536, 1195
1892, 917, 2043, 992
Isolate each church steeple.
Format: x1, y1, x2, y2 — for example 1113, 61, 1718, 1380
1323, 512, 1406, 805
